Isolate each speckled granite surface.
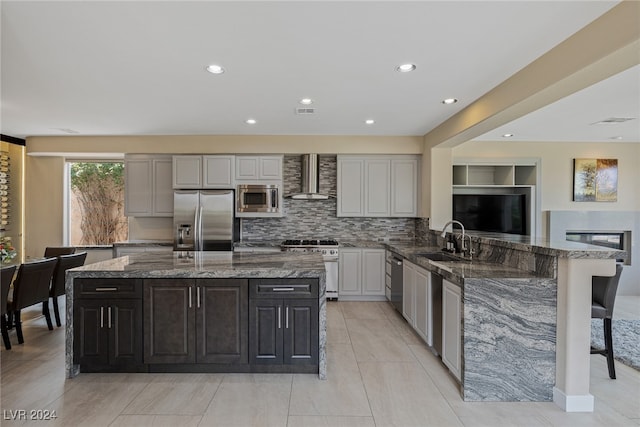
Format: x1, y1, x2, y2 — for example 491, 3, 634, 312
65, 251, 327, 379
462, 277, 557, 401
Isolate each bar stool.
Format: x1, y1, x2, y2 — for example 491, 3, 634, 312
591, 263, 623, 379
46, 251, 87, 327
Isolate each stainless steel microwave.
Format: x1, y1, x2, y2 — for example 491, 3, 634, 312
236, 184, 280, 213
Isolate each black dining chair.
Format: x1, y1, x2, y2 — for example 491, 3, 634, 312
591, 263, 624, 379
46, 251, 87, 327
7, 258, 57, 345
1, 265, 17, 350
43, 246, 76, 258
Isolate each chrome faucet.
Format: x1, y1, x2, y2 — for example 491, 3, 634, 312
440, 220, 474, 259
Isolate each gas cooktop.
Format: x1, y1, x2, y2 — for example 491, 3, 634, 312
281, 239, 339, 247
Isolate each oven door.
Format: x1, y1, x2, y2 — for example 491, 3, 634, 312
237, 185, 279, 213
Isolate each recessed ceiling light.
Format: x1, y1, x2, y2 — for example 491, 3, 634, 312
300, 98, 313, 105
610, 136, 623, 140
396, 63, 416, 73
365, 119, 375, 125
502, 133, 514, 138
442, 98, 458, 105
205, 64, 225, 74
246, 119, 257, 125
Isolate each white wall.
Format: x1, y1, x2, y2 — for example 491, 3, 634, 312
453, 140, 640, 295
452, 140, 639, 213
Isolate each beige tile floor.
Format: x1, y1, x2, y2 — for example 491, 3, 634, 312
0, 297, 638, 426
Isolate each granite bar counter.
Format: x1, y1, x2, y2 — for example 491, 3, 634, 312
65, 251, 327, 379
386, 232, 624, 412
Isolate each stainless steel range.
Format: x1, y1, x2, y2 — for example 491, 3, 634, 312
281, 239, 339, 300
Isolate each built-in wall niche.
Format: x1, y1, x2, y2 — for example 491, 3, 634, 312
452, 159, 541, 237
566, 231, 631, 265
453, 164, 536, 186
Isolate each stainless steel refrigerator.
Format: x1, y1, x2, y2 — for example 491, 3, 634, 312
173, 190, 237, 251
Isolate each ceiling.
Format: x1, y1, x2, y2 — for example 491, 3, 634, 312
1, 1, 637, 143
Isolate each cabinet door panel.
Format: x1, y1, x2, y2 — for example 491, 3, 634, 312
173, 156, 202, 188
362, 249, 385, 295
365, 160, 390, 216
284, 300, 318, 365
204, 156, 234, 187
110, 300, 143, 367
402, 262, 415, 324
144, 282, 195, 364
414, 266, 430, 344
442, 280, 462, 381
391, 159, 418, 217
125, 159, 153, 216
74, 300, 109, 368
153, 159, 174, 216
249, 299, 283, 364
197, 280, 248, 364
337, 159, 364, 216
259, 157, 282, 179
236, 157, 259, 180
338, 250, 362, 295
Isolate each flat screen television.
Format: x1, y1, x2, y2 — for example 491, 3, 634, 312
452, 194, 527, 235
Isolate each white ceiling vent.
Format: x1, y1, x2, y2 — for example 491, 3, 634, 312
295, 107, 316, 115
591, 117, 636, 125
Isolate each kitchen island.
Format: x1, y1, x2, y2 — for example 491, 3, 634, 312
385, 231, 624, 412
65, 251, 327, 379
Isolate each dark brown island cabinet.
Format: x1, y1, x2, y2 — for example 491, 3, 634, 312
73, 277, 319, 374
143, 278, 248, 365
249, 279, 319, 371
73, 278, 144, 372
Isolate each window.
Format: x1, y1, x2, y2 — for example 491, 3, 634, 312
67, 162, 128, 245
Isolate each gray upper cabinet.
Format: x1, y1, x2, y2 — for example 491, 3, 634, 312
203, 155, 235, 188
172, 155, 236, 189
337, 155, 419, 217
235, 155, 283, 181
125, 155, 173, 217
172, 155, 203, 189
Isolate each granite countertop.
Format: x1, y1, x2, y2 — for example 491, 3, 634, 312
113, 240, 173, 247
67, 250, 326, 280
460, 231, 626, 260
384, 243, 540, 285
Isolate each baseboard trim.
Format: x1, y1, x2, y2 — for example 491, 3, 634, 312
553, 387, 594, 412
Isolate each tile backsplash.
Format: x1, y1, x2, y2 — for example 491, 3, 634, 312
241, 155, 417, 242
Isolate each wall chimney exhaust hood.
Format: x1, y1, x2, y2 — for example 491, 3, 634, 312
287, 154, 333, 200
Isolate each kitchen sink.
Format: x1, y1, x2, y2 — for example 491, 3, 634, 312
415, 252, 464, 262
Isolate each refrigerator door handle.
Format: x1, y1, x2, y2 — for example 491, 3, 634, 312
198, 206, 204, 251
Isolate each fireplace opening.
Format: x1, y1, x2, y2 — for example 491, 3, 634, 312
566, 231, 629, 264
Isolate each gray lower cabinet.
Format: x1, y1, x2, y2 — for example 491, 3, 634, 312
143, 278, 248, 365
73, 278, 144, 372
249, 279, 318, 366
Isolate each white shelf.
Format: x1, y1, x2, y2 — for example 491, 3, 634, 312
453, 163, 536, 186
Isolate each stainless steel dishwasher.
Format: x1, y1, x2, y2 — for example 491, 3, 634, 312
391, 255, 403, 312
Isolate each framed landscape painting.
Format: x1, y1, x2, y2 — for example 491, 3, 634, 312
573, 158, 618, 202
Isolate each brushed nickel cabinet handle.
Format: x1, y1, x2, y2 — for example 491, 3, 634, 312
189, 287, 192, 308
95, 287, 117, 292
278, 306, 282, 329
285, 306, 289, 329
197, 286, 201, 308
100, 306, 104, 328
108, 307, 112, 329
273, 287, 295, 292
